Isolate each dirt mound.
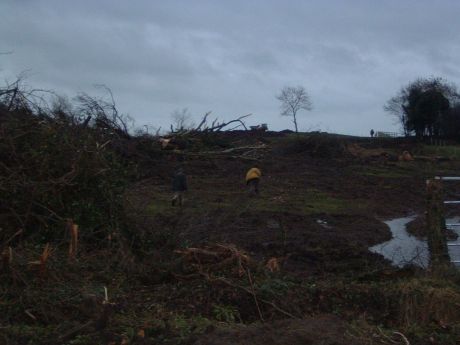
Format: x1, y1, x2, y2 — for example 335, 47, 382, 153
347, 143, 393, 159
276, 134, 348, 158
192, 315, 367, 345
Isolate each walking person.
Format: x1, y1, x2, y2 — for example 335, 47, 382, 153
172, 167, 187, 206
370, 129, 375, 138
245, 167, 261, 195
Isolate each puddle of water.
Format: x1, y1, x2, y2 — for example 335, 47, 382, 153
316, 219, 331, 229
370, 216, 460, 268
369, 216, 429, 268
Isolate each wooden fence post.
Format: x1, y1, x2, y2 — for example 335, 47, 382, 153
425, 179, 450, 269
67, 219, 79, 260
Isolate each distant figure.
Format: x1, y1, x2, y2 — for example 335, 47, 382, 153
370, 129, 375, 138
172, 167, 187, 206
245, 167, 262, 195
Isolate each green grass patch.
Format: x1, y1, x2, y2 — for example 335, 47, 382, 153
348, 165, 411, 178
248, 188, 365, 215
303, 189, 363, 214
147, 198, 176, 217
145, 179, 367, 218
416, 145, 460, 160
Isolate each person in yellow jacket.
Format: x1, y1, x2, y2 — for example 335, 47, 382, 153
245, 167, 261, 195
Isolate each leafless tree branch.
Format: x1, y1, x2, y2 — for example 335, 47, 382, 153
277, 86, 312, 132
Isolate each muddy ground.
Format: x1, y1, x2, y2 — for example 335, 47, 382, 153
119, 133, 460, 344
127, 133, 460, 275
192, 315, 369, 345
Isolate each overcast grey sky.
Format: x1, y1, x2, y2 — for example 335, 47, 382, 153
1, 0, 459, 135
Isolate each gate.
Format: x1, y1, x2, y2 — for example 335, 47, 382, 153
434, 176, 460, 264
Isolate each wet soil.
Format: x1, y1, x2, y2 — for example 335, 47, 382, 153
127, 135, 451, 276
111, 134, 460, 344
191, 315, 367, 345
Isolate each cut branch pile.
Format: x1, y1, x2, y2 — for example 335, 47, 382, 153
347, 143, 392, 159
193, 113, 252, 133
175, 243, 251, 276
0, 81, 131, 246
164, 113, 254, 145
175, 243, 297, 319
183, 143, 269, 161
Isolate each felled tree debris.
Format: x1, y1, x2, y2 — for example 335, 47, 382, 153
175, 244, 297, 320
347, 143, 390, 159
1, 247, 13, 272
167, 112, 252, 137
398, 150, 414, 161
194, 113, 252, 133
185, 143, 269, 161
175, 243, 251, 276
0, 82, 130, 246
265, 257, 280, 272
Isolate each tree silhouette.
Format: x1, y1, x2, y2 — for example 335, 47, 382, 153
277, 86, 312, 133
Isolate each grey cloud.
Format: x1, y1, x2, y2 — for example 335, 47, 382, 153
1, 0, 460, 135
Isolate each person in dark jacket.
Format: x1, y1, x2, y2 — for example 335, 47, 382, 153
172, 167, 187, 206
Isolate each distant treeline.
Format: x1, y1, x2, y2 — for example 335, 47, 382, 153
385, 77, 460, 139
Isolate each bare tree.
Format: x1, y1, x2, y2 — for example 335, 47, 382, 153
75, 85, 133, 136
276, 86, 312, 133
170, 107, 195, 132
51, 94, 75, 121
0, 74, 54, 114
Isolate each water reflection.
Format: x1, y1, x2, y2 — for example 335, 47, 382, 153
370, 216, 460, 268
369, 216, 429, 268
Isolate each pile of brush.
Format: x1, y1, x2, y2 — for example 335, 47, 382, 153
175, 243, 252, 277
